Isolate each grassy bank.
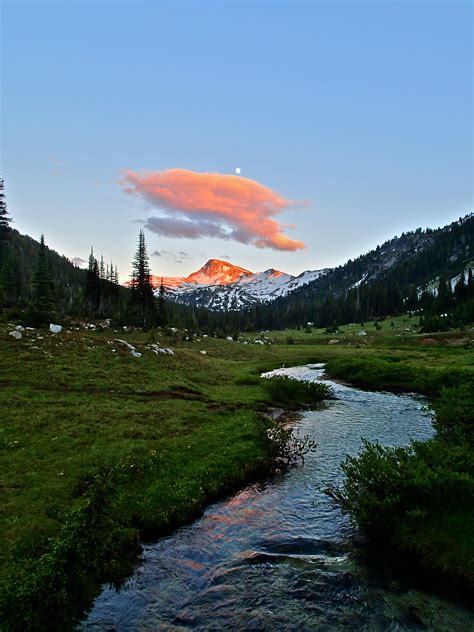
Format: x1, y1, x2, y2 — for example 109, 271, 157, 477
1, 318, 473, 628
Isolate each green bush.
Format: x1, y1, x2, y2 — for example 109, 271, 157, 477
432, 384, 474, 444
262, 375, 333, 406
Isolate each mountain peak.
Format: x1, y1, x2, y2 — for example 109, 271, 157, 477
184, 259, 253, 286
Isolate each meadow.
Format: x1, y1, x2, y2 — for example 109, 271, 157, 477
1, 316, 473, 629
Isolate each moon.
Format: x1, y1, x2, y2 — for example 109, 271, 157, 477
235, 167, 241, 174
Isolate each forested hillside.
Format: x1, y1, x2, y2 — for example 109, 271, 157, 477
252, 214, 474, 330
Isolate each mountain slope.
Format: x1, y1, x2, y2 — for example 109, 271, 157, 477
256, 213, 474, 328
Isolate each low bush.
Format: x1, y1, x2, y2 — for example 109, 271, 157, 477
262, 375, 333, 406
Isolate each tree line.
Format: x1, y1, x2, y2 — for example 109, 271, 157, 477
1, 178, 473, 334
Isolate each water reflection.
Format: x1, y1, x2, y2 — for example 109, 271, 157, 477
82, 365, 474, 631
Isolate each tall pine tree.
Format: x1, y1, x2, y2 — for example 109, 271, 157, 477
128, 230, 156, 328
0, 178, 11, 260
157, 277, 168, 327
0, 178, 13, 305
84, 246, 101, 314
28, 234, 56, 325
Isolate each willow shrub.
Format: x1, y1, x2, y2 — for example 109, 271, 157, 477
262, 375, 333, 407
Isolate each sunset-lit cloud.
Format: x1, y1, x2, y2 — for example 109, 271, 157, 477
122, 169, 306, 251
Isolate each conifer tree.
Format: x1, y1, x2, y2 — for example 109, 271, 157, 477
84, 246, 101, 314
0, 178, 11, 261
99, 255, 105, 280
0, 178, 13, 304
128, 230, 156, 328
29, 234, 56, 324
157, 277, 168, 327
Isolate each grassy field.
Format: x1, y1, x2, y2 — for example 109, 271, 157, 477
1, 317, 473, 629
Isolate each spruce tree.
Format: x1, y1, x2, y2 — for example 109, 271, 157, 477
128, 230, 156, 328
0, 178, 12, 305
157, 277, 168, 327
29, 234, 56, 325
0, 178, 12, 261
84, 246, 101, 314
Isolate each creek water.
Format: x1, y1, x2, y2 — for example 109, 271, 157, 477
82, 365, 474, 631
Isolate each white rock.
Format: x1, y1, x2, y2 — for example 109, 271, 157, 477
9, 330, 22, 340
49, 324, 62, 334
115, 339, 136, 351
357, 330, 367, 336
200, 350, 207, 355
15, 325, 25, 332
130, 350, 141, 358
226, 336, 233, 341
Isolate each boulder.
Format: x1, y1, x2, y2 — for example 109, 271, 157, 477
9, 330, 22, 340
115, 339, 136, 351
50, 324, 62, 334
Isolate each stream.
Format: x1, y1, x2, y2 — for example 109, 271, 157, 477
82, 364, 474, 631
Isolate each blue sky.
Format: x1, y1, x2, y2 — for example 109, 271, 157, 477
2, 0, 472, 279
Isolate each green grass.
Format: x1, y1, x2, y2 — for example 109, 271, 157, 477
1, 318, 473, 628
0, 324, 326, 630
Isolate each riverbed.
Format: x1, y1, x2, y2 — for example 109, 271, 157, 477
82, 364, 474, 631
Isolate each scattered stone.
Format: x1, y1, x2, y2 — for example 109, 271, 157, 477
226, 336, 234, 341
49, 324, 62, 334
130, 350, 142, 358
15, 325, 25, 332
9, 330, 22, 340
328, 339, 339, 344
115, 339, 136, 351
357, 330, 367, 336
200, 350, 207, 355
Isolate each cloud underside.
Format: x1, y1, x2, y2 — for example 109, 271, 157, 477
122, 168, 305, 251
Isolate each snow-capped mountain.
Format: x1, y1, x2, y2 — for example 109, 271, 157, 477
152, 259, 329, 311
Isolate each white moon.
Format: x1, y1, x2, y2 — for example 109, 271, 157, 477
235, 167, 241, 174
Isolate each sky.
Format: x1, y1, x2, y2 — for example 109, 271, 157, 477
1, 0, 472, 280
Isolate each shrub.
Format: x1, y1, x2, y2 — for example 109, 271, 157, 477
262, 375, 333, 407
431, 384, 474, 444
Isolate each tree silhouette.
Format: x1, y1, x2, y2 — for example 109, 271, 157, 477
128, 230, 156, 328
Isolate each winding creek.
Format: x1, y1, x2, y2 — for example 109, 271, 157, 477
82, 365, 474, 631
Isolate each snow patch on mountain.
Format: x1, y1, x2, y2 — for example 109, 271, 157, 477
154, 259, 330, 310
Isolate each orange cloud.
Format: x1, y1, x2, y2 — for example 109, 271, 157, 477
122, 168, 306, 251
